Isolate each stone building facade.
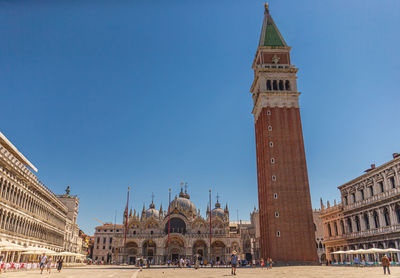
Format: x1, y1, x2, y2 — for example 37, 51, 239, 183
93, 188, 260, 265
93, 224, 123, 263
57, 193, 82, 254
313, 209, 326, 263
320, 153, 400, 262
249, 4, 317, 263
0, 131, 82, 254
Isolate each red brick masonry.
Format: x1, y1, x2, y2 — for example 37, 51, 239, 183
255, 106, 318, 263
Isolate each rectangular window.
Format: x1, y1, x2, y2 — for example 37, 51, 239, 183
344, 196, 348, 205
360, 189, 364, 200
379, 182, 384, 193
369, 186, 374, 196
103, 246, 105, 250
109, 238, 112, 244
97, 238, 100, 244
390, 177, 396, 188
103, 238, 106, 244
351, 193, 356, 203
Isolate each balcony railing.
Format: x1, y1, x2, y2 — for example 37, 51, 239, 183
347, 224, 400, 238
325, 224, 400, 241
344, 187, 400, 211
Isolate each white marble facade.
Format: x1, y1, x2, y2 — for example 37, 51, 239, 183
0, 132, 82, 258
321, 153, 400, 262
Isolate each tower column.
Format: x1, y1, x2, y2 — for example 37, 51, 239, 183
250, 4, 318, 264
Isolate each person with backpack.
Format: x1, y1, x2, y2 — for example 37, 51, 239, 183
230, 251, 238, 276
382, 255, 391, 275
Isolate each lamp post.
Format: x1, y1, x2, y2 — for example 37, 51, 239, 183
209, 189, 212, 264
168, 188, 171, 263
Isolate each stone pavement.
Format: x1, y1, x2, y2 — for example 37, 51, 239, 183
0, 265, 395, 278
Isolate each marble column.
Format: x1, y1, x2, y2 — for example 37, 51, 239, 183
359, 213, 366, 231
388, 204, 397, 225
378, 208, 386, 228
368, 211, 376, 229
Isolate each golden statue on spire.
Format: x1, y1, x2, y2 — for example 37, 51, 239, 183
265, 2, 269, 12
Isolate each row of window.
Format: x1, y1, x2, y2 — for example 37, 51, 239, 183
343, 177, 397, 205
96, 245, 112, 250
97, 229, 120, 233
267, 120, 280, 238
259, 64, 291, 69
266, 80, 291, 91
327, 206, 400, 236
316, 241, 324, 249
0, 177, 65, 229
96, 237, 113, 244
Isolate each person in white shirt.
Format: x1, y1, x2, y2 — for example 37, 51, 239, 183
46, 257, 52, 273
40, 254, 47, 274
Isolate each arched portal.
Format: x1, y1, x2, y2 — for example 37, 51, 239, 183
211, 241, 226, 263
165, 236, 185, 262
143, 240, 157, 263
192, 240, 207, 261
125, 241, 138, 265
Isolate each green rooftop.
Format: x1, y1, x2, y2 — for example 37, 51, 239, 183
263, 16, 285, 47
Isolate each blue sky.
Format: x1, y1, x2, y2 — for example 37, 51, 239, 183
1, 0, 399, 235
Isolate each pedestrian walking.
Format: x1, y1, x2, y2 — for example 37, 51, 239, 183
261, 258, 264, 269
39, 253, 47, 274
230, 251, 238, 276
382, 255, 391, 275
354, 256, 359, 267
46, 257, 52, 273
57, 258, 63, 272
267, 258, 273, 269
139, 257, 144, 272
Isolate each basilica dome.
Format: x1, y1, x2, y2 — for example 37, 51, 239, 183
211, 201, 225, 219
170, 189, 197, 217
145, 202, 159, 218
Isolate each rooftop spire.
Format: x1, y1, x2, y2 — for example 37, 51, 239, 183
259, 3, 286, 47
179, 182, 185, 197
150, 192, 155, 208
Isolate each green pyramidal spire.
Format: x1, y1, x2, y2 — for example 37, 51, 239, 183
259, 4, 286, 47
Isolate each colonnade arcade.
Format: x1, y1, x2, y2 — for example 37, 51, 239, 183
0, 208, 64, 247
0, 176, 66, 230
325, 203, 400, 237
120, 236, 239, 265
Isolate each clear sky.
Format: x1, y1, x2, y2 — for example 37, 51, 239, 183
1, 0, 399, 235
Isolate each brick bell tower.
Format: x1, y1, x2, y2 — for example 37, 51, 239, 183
250, 4, 318, 263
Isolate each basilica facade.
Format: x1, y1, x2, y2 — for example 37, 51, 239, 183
93, 188, 260, 265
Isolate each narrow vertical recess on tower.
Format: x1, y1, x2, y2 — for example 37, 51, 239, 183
250, 4, 318, 264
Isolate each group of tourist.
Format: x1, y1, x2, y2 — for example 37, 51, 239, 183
0, 252, 63, 275
260, 258, 273, 269
38, 253, 63, 274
